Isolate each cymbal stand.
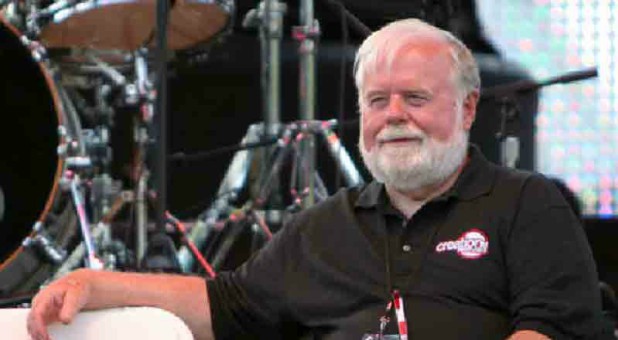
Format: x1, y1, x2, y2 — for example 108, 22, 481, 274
177, 120, 364, 272
243, 0, 287, 135
176, 124, 262, 272
176, 0, 367, 272
293, 0, 320, 207
242, 0, 287, 225
175, 0, 286, 271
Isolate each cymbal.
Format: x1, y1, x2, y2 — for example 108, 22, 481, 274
38, 0, 229, 51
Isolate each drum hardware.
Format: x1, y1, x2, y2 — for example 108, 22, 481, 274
176, 120, 363, 272
90, 173, 118, 222
57, 46, 157, 270
57, 85, 88, 155
132, 48, 155, 117
135, 169, 150, 265
0, 0, 235, 277
294, 0, 320, 207
1, 0, 26, 29
60, 55, 155, 271
22, 222, 67, 265
175, 123, 262, 272
51, 188, 146, 279
81, 128, 112, 166
166, 211, 216, 278
54, 65, 122, 273
24, 0, 44, 38
130, 48, 156, 266
205, 208, 273, 271
19, 33, 49, 62
48, 221, 112, 281
61, 171, 105, 270
239, 0, 287, 230
175, 0, 365, 273
242, 0, 287, 136
84, 52, 128, 88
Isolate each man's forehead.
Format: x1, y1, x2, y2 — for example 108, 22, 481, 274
363, 45, 453, 85
362, 36, 452, 74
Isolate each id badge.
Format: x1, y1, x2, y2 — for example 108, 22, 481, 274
362, 290, 408, 340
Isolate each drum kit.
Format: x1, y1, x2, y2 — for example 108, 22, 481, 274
0, 0, 234, 299
0, 0, 368, 303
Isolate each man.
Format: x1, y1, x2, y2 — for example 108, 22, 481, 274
27, 18, 610, 339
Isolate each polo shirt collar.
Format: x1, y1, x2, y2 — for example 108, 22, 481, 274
437, 144, 497, 201
354, 144, 497, 209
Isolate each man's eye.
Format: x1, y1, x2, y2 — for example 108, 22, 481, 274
368, 97, 387, 107
404, 94, 428, 106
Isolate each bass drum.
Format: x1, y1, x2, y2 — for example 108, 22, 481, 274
0, 17, 77, 299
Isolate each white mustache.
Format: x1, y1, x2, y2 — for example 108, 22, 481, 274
376, 127, 425, 142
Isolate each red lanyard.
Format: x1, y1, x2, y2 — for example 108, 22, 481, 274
378, 290, 408, 340
392, 290, 408, 340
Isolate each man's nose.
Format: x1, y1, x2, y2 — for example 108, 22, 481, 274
385, 95, 408, 123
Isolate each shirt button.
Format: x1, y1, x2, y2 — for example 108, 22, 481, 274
402, 244, 412, 252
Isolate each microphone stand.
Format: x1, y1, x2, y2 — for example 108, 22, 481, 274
481, 67, 598, 169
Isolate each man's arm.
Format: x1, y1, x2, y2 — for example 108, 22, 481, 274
507, 330, 551, 340
27, 269, 214, 340
506, 175, 606, 338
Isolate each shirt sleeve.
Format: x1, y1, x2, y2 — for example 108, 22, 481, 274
506, 174, 611, 339
206, 215, 302, 339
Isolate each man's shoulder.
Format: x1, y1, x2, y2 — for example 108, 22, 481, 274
487, 164, 573, 215
492, 165, 560, 195
487, 161, 557, 194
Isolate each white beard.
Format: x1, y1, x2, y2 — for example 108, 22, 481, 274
359, 123, 468, 192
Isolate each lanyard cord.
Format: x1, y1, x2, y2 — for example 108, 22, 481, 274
384, 227, 393, 295
378, 201, 452, 338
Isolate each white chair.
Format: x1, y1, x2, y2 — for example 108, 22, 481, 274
0, 306, 194, 339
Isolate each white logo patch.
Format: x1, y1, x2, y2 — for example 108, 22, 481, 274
435, 229, 489, 259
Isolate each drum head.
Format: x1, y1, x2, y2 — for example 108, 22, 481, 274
0, 20, 59, 262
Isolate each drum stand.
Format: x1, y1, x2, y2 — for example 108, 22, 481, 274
40, 48, 158, 278
178, 120, 364, 271
177, 0, 364, 272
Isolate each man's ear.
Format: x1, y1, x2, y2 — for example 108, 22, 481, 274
462, 90, 479, 131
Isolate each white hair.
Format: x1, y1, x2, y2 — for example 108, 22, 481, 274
353, 18, 481, 103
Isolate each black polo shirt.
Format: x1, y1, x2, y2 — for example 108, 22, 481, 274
207, 146, 610, 339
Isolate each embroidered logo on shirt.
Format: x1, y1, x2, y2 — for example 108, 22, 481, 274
435, 229, 489, 259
